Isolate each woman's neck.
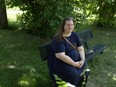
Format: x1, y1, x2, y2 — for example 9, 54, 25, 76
63, 32, 71, 37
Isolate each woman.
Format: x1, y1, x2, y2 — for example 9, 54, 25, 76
48, 17, 87, 87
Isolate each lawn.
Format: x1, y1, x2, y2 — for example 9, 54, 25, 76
0, 29, 51, 87
0, 9, 115, 87
0, 28, 116, 87
86, 28, 116, 87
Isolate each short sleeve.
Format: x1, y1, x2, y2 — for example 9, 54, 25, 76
52, 39, 65, 53
73, 32, 82, 47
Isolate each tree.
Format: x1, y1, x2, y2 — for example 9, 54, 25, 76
6, 0, 75, 37
95, 0, 116, 28
0, 0, 8, 29
6, 0, 116, 38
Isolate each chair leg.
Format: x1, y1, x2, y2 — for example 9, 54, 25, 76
81, 69, 90, 87
85, 69, 90, 83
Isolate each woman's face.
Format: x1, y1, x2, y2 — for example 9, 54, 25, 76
64, 20, 74, 34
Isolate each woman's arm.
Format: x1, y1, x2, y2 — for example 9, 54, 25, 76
55, 52, 81, 68
77, 45, 85, 61
77, 46, 85, 67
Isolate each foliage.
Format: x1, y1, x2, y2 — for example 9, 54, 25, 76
6, 0, 75, 38
6, 0, 96, 38
8, 20, 20, 30
6, 0, 116, 38
73, 0, 116, 28
94, 0, 116, 28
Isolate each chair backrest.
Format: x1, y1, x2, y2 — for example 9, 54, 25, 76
77, 29, 93, 44
39, 42, 51, 61
39, 29, 93, 61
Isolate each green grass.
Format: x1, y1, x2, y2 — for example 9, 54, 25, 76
86, 28, 116, 87
1, 8, 115, 87
0, 28, 116, 87
0, 29, 52, 87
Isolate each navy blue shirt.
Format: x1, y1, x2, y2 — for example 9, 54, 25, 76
48, 32, 86, 85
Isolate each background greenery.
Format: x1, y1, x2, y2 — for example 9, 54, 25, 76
0, 24, 116, 87
0, 9, 116, 86
0, 29, 52, 87
0, 0, 116, 87
6, 0, 116, 38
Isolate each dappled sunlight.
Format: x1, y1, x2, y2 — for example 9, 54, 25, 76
107, 72, 116, 81
105, 47, 110, 51
0, 64, 38, 87
0, 35, 2, 38
112, 74, 116, 81
18, 79, 30, 87
7, 9, 23, 21
113, 50, 116, 53
113, 50, 116, 59
106, 33, 110, 36
18, 75, 36, 87
106, 32, 110, 39
108, 72, 112, 77
14, 27, 23, 31
0, 60, 19, 70
115, 55, 116, 59
17, 68, 37, 87
5, 43, 22, 49
0, 67, 25, 87
7, 65, 16, 69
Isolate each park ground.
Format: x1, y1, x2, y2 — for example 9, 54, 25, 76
0, 9, 115, 87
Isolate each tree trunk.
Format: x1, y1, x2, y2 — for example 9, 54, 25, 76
0, 0, 8, 29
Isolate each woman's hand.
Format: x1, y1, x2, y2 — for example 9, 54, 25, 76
79, 60, 84, 68
75, 61, 84, 68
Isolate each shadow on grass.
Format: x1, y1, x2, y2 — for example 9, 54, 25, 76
0, 65, 53, 87
0, 68, 24, 87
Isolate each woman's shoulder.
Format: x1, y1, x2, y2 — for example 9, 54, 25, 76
72, 31, 79, 37
51, 37, 64, 44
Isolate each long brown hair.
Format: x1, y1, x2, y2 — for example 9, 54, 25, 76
55, 16, 74, 41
